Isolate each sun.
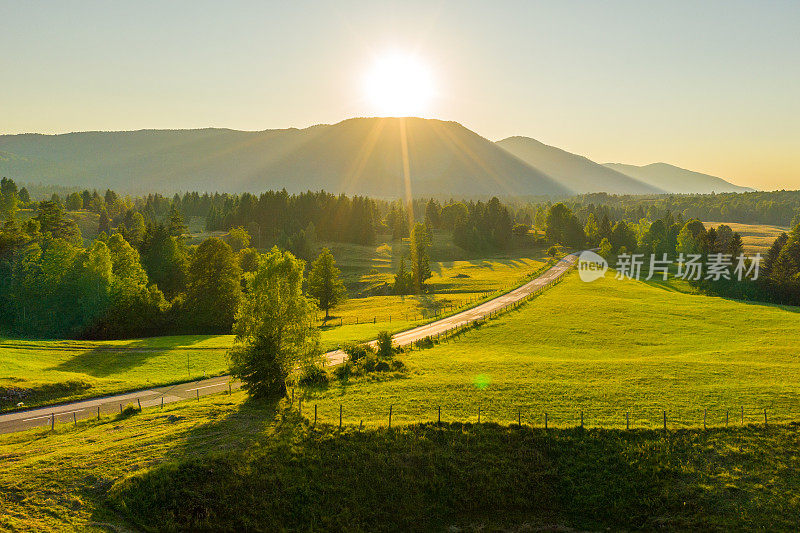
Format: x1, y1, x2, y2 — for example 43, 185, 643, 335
363, 52, 435, 116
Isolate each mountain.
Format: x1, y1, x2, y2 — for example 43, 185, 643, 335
603, 162, 753, 194
495, 136, 663, 195
0, 118, 570, 197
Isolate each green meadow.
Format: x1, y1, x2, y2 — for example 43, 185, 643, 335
1, 390, 799, 531
305, 271, 800, 429
0, 243, 550, 411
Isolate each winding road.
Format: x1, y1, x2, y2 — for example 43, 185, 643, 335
0, 253, 578, 435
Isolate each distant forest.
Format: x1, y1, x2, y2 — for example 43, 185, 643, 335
3, 178, 800, 340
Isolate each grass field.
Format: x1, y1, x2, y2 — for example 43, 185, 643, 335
1, 391, 798, 531
0, 335, 233, 411
704, 221, 789, 253
305, 271, 800, 429
1, 235, 550, 411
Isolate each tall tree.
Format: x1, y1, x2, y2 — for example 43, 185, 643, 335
410, 222, 432, 292
185, 238, 242, 332
308, 248, 346, 320
139, 224, 188, 298
229, 247, 319, 399
0, 178, 19, 221
98, 208, 112, 235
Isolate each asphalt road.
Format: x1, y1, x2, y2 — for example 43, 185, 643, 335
0, 253, 577, 435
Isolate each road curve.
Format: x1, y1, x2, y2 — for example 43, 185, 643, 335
0, 253, 578, 435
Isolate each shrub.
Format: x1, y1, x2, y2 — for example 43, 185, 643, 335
343, 343, 372, 362
298, 364, 329, 387
333, 362, 353, 381
361, 353, 378, 373
376, 331, 394, 359
117, 403, 139, 419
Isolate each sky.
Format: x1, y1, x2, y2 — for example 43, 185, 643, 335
1, 0, 799, 190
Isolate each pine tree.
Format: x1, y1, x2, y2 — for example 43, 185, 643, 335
308, 248, 347, 320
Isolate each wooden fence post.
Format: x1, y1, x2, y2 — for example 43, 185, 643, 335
51, 413, 54, 430
438, 405, 441, 424
120, 404, 123, 414
580, 410, 584, 429
741, 406, 744, 425
389, 405, 393, 428
518, 409, 521, 427
726, 410, 729, 427
138, 398, 142, 411
299, 399, 302, 417
97, 406, 101, 419
626, 412, 629, 430
161, 397, 164, 409
73, 412, 77, 426
339, 404, 343, 430
703, 408, 707, 429
314, 404, 317, 426
196, 389, 199, 401
764, 408, 767, 427
478, 406, 481, 424
545, 412, 548, 430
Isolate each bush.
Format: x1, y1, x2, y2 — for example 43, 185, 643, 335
361, 353, 378, 373
298, 364, 329, 387
333, 362, 353, 381
117, 403, 139, 419
376, 331, 394, 359
343, 343, 372, 362
375, 361, 390, 372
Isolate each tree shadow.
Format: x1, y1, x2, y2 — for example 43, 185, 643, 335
49, 335, 217, 377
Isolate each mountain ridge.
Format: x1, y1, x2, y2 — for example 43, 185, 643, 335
0, 117, 752, 196
603, 162, 753, 194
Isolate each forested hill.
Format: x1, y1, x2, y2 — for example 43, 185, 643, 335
0, 118, 570, 198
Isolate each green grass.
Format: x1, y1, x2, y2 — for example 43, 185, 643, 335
1, 237, 550, 411
305, 271, 800, 429
1, 390, 799, 531
704, 221, 789, 253
0, 335, 234, 411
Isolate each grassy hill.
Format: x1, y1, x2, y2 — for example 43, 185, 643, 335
0, 118, 570, 197
306, 272, 800, 429
1, 390, 798, 531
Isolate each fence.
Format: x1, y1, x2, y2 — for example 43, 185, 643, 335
288, 398, 785, 432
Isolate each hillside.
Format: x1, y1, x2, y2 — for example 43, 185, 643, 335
604, 162, 753, 194
0, 118, 570, 197
2, 391, 799, 531
496, 136, 663, 194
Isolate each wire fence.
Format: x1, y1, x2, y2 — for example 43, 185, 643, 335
289, 397, 790, 432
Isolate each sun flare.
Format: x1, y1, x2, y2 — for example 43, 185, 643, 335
363, 52, 434, 116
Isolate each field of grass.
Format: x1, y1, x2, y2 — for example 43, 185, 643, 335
0, 335, 234, 411
704, 221, 789, 253
305, 271, 800, 429
1, 390, 798, 531
1, 233, 550, 411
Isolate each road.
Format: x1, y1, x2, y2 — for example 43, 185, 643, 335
0, 253, 577, 435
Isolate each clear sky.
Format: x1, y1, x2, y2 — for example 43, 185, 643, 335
2, 0, 798, 189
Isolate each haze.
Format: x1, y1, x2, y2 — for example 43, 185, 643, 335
1, 0, 798, 190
